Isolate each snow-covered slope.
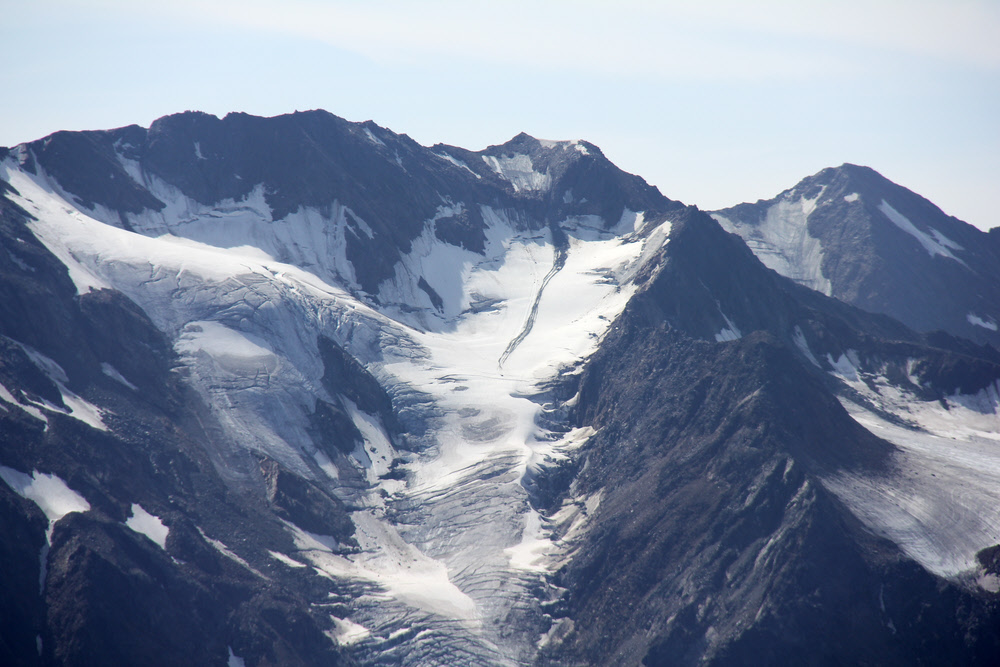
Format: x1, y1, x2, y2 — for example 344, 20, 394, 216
0, 139, 671, 663
2, 113, 999, 666
712, 164, 1000, 349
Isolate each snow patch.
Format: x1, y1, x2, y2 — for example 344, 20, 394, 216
362, 127, 385, 147
175, 321, 278, 374
482, 154, 551, 192
198, 528, 269, 579
435, 152, 481, 179
822, 369, 1000, 578
714, 307, 742, 342
827, 350, 861, 382
713, 189, 831, 295
878, 200, 964, 262
0, 382, 49, 425
227, 646, 246, 667
328, 616, 371, 646
792, 326, 821, 367
268, 550, 307, 568
0, 466, 91, 526
125, 503, 169, 549
13, 345, 107, 431
968, 313, 999, 332
345, 399, 396, 483
101, 363, 138, 391
844, 193, 859, 202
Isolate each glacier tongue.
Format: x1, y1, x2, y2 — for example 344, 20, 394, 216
3, 158, 668, 663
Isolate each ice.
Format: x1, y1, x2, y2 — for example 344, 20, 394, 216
844, 193, 860, 202
968, 313, 999, 331
193, 142, 206, 160
713, 189, 831, 295
288, 512, 479, 623
125, 503, 169, 549
878, 200, 965, 263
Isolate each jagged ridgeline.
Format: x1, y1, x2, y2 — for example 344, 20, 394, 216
1, 110, 998, 666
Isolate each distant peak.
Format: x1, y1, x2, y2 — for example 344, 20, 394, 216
483, 132, 599, 161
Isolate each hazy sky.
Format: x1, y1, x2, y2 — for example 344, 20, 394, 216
3, 0, 998, 230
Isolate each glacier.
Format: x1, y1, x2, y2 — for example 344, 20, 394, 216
1, 154, 670, 664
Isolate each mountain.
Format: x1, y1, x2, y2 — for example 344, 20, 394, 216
1, 111, 999, 666
711, 164, 1000, 349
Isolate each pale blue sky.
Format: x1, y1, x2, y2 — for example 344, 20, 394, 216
3, 1, 998, 230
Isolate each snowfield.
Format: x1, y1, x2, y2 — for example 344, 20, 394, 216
6, 147, 1000, 661
822, 352, 1000, 582
712, 189, 832, 295
2, 157, 668, 664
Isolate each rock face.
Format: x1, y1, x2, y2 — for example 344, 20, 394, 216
1, 113, 999, 666
712, 164, 1000, 349
540, 209, 1000, 665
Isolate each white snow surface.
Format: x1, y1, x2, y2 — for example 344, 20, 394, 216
227, 646, 246, 667
1, 155, 670, 664
329, 617, 371, 646
125, 503, 169, 549
0, 382, 50, 425
0, 466, 90, 527
714, 306, 743, 343
968, 313, 999, 332
823, 359, 1000, 581
482, 154, 551, 192
435, 152, 481, 179
878, 199, 964, 263
713, 189, 831, 295
17, 344, 108, 431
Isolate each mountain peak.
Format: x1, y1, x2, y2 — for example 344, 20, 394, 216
713, 164, 1000, 348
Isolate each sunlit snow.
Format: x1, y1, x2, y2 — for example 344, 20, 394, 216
823, 360, 1000, 580
101, 363, 138, 391
482, 154, 551, 192
125, 503, 169, 549
712, 189, 832, 295
329, 616, 371, 646
878, 199, 964, 263
0, 466, 91, 526
967, 313, 999, 332
0, 151, 668, 661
